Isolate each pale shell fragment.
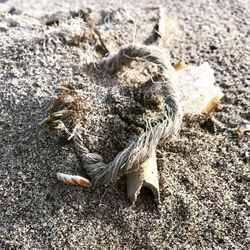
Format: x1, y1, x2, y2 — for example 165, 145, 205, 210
175, 62, 224, 114
235, 123, 250, 137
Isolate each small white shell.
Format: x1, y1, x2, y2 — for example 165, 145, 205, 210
57, 173, 92, 187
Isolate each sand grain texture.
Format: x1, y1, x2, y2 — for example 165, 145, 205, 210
0, 0, 249, 249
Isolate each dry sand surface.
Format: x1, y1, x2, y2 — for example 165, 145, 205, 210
0, 0, 249, 249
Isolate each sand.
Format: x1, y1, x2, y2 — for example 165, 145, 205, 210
0, 0, 249, 249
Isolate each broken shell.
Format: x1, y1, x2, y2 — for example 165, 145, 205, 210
126, 149, 159, 203
175, 62, 224, 115
173, 62, 188, 71
235, 123, 250, 137
57, 173, 92, 187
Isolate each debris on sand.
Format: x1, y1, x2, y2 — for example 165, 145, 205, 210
125, 7, 224, 203
175, 62, 224, 115
57, 173, 92, 187
126, 149, 159, 203
40, 6, 224, 204
235, 123, 250, 137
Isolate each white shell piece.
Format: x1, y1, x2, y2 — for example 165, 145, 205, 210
175, 62, 224, 114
